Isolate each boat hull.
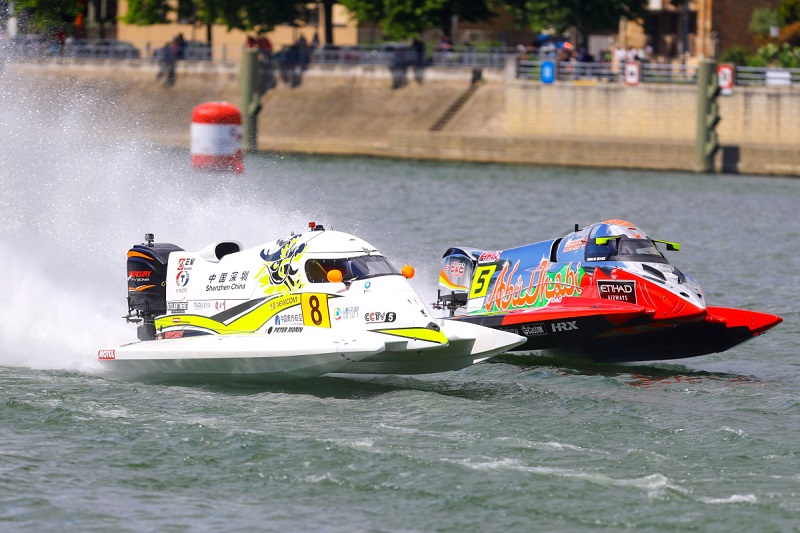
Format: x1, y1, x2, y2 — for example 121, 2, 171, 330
454, 306, 782, 363
570, 306, 783, 363
99, 332, 386, 382
332, 319, 526, 375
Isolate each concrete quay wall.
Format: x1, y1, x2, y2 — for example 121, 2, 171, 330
507, 81, 800, 147
505, 80, 800, 175
3, 59, 798, 176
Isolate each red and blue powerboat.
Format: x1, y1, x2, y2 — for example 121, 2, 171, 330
435, 219, 782, 363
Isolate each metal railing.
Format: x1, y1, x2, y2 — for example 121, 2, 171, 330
517, 59, 698, 84
1, 37, 216, 61
7, 36, 799, 88
2, 38, 143, 59
518, 59, 799, 87
429, 46, 516, 68
308, 44, 515, 68
63, 39, 142, 59
735, 66, 800, 86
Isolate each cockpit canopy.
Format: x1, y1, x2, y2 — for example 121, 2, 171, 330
305, 255, 400, 283
584, 236, 669, 264
583, 220, 671, 264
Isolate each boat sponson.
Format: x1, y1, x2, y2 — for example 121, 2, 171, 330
99, 332, 386, 381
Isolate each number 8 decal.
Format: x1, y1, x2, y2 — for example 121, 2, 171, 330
302, 293, 331, 328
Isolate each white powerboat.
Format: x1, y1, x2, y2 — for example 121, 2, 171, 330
99, 223, 524, 381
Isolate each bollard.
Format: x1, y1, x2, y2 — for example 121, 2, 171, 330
240, 48, 262, 153
695, 60, 721, 173
190, 102, 244, 173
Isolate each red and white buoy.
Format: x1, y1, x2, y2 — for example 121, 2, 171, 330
190, 102, 244, 173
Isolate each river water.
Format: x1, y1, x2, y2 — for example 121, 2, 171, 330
1, 70, 799, 531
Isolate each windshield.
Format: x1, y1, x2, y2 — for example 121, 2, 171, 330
305, 255, 400, 283
585, 237, 669, 264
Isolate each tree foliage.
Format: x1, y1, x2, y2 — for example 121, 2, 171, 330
777, 0, 800, 25
340, 0, 496, 41
748, 6, 781, 36
122, 0, 310, 32
341, 0, 646, 43
12, 0, 83, 32
747, 1, 800, 47
504, 0, 647, 47
502, 0, 571, 34
15, 0, 650, 47
122, 0, 171, 25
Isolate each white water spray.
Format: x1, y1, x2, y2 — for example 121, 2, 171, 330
0, 65, 310, 371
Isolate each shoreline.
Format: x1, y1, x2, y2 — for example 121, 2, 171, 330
4, 59, 798, 177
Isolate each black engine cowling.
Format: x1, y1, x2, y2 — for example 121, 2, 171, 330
127, 237, 183, 339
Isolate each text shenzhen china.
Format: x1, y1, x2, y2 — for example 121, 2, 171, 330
435, 219, 782, 363
99, 223, 524, 382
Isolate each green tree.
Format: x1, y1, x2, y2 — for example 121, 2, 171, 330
748, 6, 781, 36
499, 0, 647, 48
777, 0, 800, 24
122, 0, 171, 25
123, 0, 310, 32
122, 0, 312, 48
503, 0, 571, 35
11, 0, 83, 33
340, 0, 496, 41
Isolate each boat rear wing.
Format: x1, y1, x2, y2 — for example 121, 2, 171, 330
435, 247, 485, 315
439, 247, 480, 294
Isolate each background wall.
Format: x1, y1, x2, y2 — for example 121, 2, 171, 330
3, 60, 798, 175
507, 81, 800, 148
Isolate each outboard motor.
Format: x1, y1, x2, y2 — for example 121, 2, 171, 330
126, 234, 183, 340
435, 247, 478, 315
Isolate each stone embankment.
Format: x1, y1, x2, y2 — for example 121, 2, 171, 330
4, 58, 798, 176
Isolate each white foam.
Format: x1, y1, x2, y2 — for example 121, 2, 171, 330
448, 457, 686, 498
699, 494, 758, 504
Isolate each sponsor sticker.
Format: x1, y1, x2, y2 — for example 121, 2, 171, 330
334, 307, 359, 320
167, 301, 189, 312
177, 258, 195, 271
275, 312, 303, 325
562, 237, 587, 253
478, 251, 501, 263
128, 270, 152, 280
206, 271, 249, 292
268, 326, 304, 334
98, 349, 115, 360
364, 311, 397, 323
521, 323, 547, 336
597, 280, 637, 304
176, 270, 190, 286
269, 294, 302, 313
551, 321, 578, 332
446, 261, 466, 275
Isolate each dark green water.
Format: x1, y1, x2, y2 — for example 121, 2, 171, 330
1, 72, 799, 531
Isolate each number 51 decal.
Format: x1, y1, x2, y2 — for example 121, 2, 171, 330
301, 293, 331, 328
